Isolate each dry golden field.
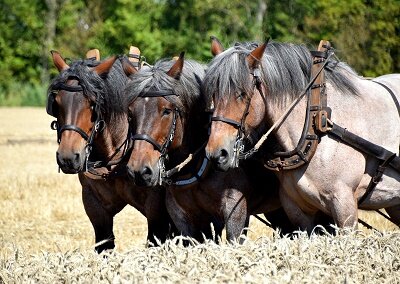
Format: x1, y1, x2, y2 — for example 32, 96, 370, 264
0, 107, 399, 283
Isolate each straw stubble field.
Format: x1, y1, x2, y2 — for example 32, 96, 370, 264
0, 107, 399, 283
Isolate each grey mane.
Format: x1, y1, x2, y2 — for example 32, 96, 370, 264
204, 41, 360, 106
125, 58, 206, 116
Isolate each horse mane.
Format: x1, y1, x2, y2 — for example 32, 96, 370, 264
125, 58, 206, 115
125, 58, 208, 155
204, 41, 360, 106
48, 57, 128, 123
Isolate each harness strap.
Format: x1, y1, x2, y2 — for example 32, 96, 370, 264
51, 82, 84, 92
329, 123, 400, 169
264, 40, 332, 171
358, 153, 396, 205
372, 81, 400, 117
139, 91, 177, 97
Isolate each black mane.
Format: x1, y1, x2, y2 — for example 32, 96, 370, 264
48, 57, 128, 123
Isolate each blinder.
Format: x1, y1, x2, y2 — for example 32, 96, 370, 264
47, 82, 84, 118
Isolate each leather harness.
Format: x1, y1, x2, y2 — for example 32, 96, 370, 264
265, 40, 400, 204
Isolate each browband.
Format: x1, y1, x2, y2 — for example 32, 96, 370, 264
51, 82, 84, 92
138, 90, 178, 98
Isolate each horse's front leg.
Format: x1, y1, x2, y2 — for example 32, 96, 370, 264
224, 192, 249, 243
146, 209, 177, 246
385, 204, 400, 227
279, 187, 317, 234
328, 185, 358, 229
82, 187, 116, 253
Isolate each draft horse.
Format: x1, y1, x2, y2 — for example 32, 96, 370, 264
122, 53, 302, 242
47, 50, 176, 252
205, 37, 400, 231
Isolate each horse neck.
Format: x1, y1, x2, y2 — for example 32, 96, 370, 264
168, 110, 208, 166
91, 113, 129, 161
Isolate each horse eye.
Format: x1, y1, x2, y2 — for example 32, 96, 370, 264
162, 108, 172, 116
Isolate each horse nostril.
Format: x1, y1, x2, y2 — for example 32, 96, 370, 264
141, 166, 153, 178
218, 149, 229, 164
74, 153, 80, 163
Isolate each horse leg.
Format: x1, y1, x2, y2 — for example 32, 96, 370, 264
329, 188, 358, 229
264, 207, 297, 236
145, 190, 177, 246
279, 189, 316, 233
146, 211, 176, 246
384, 205, 400, 227
224, 194, 249, 243
82, 187, 115, 253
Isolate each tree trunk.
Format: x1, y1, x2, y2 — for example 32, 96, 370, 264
255, 0, 268, 42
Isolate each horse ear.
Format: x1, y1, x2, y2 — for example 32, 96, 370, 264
247, 38, 270, 69
92, 56, 117, 76
86, 49, 100, 61
167, 52, 184, 79
50, 50, 69, 72
121, 56, 138, 77
210, 36, 224, 56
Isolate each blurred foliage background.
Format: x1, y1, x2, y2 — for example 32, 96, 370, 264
0, 0, 398, 106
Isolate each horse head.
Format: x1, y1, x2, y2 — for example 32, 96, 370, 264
124, 53, 205, 186
205, 37, 269, 171
48, 51, 119, 173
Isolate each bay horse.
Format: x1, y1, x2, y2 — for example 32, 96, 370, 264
122, 53, 309, 242
47, 51, 176, 252
205, 37, 400, 232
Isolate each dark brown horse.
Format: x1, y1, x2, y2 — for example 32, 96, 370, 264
47, 51, 176, 252
121, 53, 303, 242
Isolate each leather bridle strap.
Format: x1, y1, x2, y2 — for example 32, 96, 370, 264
59, 125, 89, 141
211, 116, 242, 128
138, 91, 176, 98
131, 133, 163, 152
51, 82, 84, 92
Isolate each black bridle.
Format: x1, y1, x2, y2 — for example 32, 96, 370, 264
130, 90, 180, 185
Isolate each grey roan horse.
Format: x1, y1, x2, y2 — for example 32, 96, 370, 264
205, 37, 400, 232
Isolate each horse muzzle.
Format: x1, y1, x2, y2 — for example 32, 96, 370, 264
56, 150, 86, 174
205, 146, 235, 172
126, 163, 159, 187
